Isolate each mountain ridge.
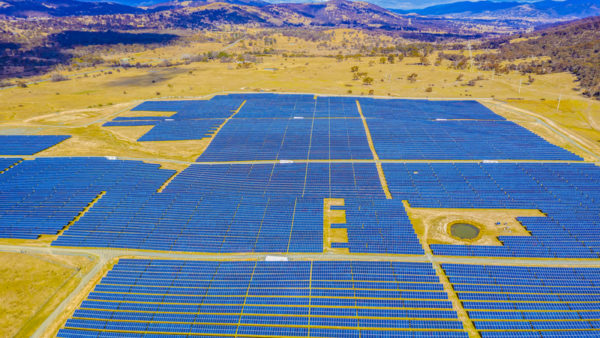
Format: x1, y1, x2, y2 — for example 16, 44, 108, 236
396, 0, 600, 22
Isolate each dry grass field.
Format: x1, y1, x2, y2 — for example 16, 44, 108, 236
0, 252, 95, 338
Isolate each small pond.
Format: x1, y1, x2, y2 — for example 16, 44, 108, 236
450, 223, 480, 240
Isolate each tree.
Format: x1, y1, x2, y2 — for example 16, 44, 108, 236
387, 54, 395, 64
363, 77, 374, 85
379, 57, 386, 64
350, 66, 359, 73
407, 73, 418, 83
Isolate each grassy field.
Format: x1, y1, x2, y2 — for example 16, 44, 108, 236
0, 252, 95, 338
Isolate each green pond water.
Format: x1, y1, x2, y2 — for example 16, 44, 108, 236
450, 223, 480, 240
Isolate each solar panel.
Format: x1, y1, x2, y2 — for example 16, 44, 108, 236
0, 135, 70, 155
57, 259, 464, 338
444, 264, 600, 336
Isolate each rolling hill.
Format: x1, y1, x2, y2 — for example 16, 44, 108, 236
477, 15, 600, 98
0, 0, 143, 17
400, 0, 600, 22
0, 0, 414, 29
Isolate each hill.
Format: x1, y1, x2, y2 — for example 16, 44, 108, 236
0, 0, 143, 18
0, 0, 416, 29
402, 0, 600, 23
476, 15, 600, 98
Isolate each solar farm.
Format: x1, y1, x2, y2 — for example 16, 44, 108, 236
1, 93, 600, 337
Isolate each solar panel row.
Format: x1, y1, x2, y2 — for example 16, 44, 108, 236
0, 158, 174, 239
444, 264, 600, 336
57, 260, 466, 338
0, 135, 70, 155
357, 98, 506, 121
366, 119, 579, 160
103, 94, 581, 161
0, 158, 20, 172
54, 163, 411, 253
197, 118, 372, 162
384, 162, 600, 258
131, 96, 244, 119
138, 119, 225, 142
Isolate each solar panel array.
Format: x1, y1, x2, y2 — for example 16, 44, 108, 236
358, 98, 581, 161
197, 118, 372, 162
103, 95, 244, 141
103, 94, 579, 161
341, 199, 424, 255
138, 119, 225, 142
384, 162, 600, 258
54, 163, 416, 254
196, 95, 368, 162
358, 99, 507, 121
0, 94, 596, 259
0, 158, 20, 172
366, 119, 579, 160
444, 264, 600, 337
131, 96, 245, 119
0, 158, 173, 239
0, 135, 70, 155
58, 259, 466, 338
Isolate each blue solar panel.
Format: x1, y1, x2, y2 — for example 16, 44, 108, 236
444, 263, 600, 336
0, 157, 173, 239
53, 162, 388, 253
0, 135, 70, 155
384, 162, 600, 258
197, 117, 372, 161
57, 259, 462, 338
367, 119, 580, 160
0, 158, 20, 172
138, 119, 224, 141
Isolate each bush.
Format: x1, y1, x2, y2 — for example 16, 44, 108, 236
51, 74, 69, 82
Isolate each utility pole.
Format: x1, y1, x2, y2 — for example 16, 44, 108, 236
557, 94, 562, 112
518, 79, 522, 94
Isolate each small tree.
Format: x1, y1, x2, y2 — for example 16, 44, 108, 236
363, 77, 374, 85
407, 73, 418, 83
387, 54, 395, 64
350, 66, 359, 73
379, 57, 386, 64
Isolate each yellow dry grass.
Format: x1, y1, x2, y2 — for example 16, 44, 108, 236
323, 198, 349, 254
404, 201, 545, 247
0, 252, 94, 338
